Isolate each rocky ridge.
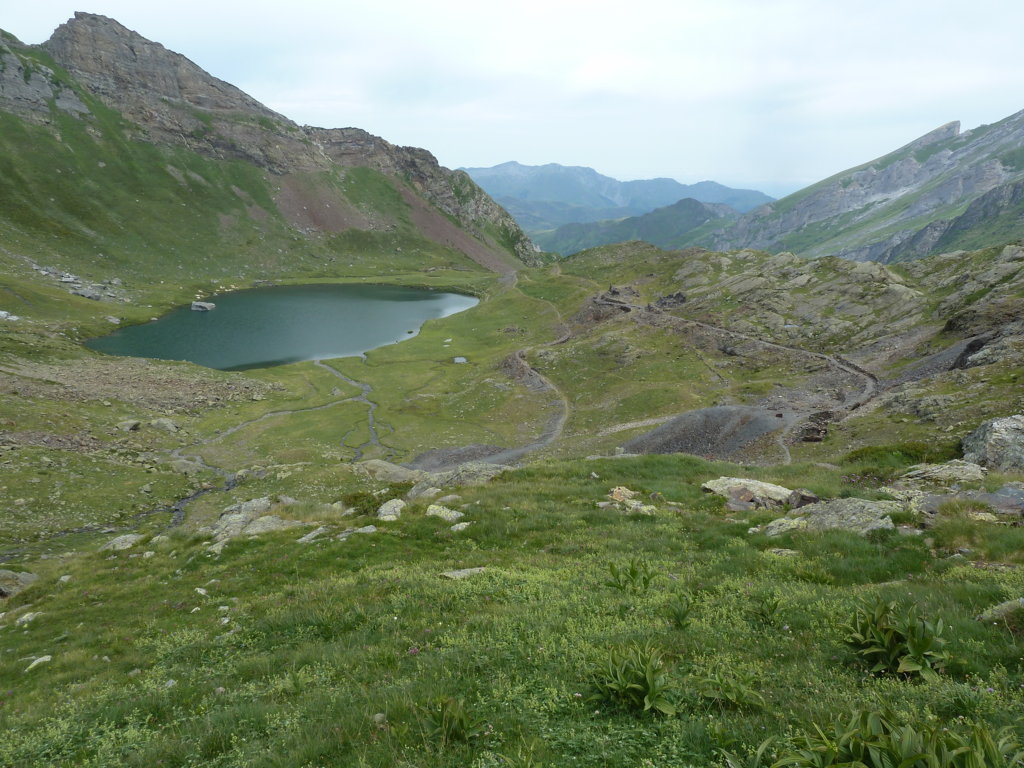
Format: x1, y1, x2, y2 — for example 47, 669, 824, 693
3, 14, 535, 270
705, 112, 1024, 263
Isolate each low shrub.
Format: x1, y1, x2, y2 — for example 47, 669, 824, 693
843, 599, 949, 681
589, 642, 677, 716
604, 556, 659, 594
772, 709, 1024, 768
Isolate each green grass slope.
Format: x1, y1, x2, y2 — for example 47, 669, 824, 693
2, 454, 1023, 767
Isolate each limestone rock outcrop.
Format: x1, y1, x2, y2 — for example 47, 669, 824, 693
963, 415, 1024, 472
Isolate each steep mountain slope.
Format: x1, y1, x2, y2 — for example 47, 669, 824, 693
705, 111, 1024, 262
462, 161, 773, 232
532, 197, 736, 255
0, 14, 536, 282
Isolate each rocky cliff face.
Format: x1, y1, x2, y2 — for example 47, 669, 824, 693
0, 33, 88, 122
11, 13, 535, 269
707, 111, 1024, 262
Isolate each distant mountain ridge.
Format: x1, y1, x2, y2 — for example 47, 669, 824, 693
703, 111, 1024, 262
533, 198, 735, 255
462, 161, 773, 234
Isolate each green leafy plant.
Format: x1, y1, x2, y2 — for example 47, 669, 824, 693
751, 593, 782, 627
772, 709, 1024, 768
843, 599, 950, 681
665, 593, 694, 630
720, 737, 777, 768
419, 696, 487, 748
589, 642, 677, 716
604, 557, 658, 594
693, 667, 765, 711
499, 737, 547, 767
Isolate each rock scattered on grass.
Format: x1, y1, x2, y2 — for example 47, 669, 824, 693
963, 415, 1024, 472
897, 459, 987, 486
297, 526, 330, 543
101, 534, 145, 552
376, 499, 405, 521
441, 567, 486, 580
702, 477, 793, 509
759, 497, 899, 537
0, 570, 38, 598
426, 505, 464, 522
976, 597, 1024, 623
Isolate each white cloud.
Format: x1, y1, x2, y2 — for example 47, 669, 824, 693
6, 0, 1024, 194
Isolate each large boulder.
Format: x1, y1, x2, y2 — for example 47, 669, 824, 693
963, 415, 1024, 472
0, 570, 38, 598
376, 499, 406, 521
357, 460, 426, 485
702, 477, 793, 509
762, 498, 899, 537
897, 459, 987, 486
407, 462, 509, 499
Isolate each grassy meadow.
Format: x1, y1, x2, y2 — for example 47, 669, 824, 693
2, 454, 1024, 767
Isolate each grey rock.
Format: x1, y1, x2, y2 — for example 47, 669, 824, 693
149, 417, 179, 433
190, 301, 216, 311
898, 459, 987, 486
450, 522, 473, 532
407, 461, 510, 500
441, 567, 486, 580
336, 524, 378, 541
787, 488, 820, 508
963, 415, 1024, 472
762, 518, 809, 537
976, 597, 1024, 623
72, 288, 103, 301
297, 526, 330, 543
407, 485, 442, 501
101, 533, 145, 551
0, 570, 38, 598
435, 494, 462, 505
376, 499, 406, 520
205, 497, 278, 547
426, 505, 464, 522
357, 459, 426, 484
117, 419, 141, 432
765, 498, 899, 537
702, 477, 793, 508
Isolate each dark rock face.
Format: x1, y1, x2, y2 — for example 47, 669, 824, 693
623, 405, 795, 459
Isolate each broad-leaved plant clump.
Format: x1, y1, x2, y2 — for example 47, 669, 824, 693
843, 599, 950, 681
589, 642, 677, 716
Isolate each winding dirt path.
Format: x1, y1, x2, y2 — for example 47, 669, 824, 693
481, 275, 574, 465
591, 295, 880, 463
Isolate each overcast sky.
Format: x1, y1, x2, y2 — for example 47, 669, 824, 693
7, 1, 1024, 197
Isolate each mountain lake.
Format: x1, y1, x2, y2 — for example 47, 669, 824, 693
86, 283, 479, 370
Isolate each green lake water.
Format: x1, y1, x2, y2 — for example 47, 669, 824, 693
86, 283, 478, 370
